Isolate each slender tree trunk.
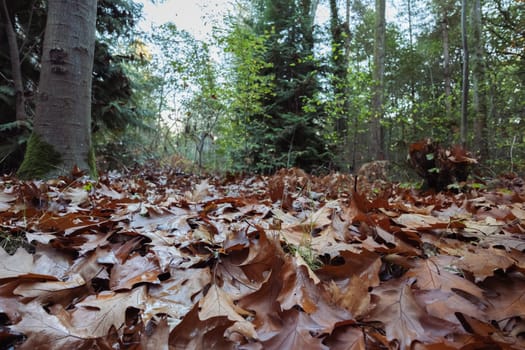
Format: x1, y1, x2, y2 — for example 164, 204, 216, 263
343, 0, 351, 168
441, 6, 452, 122
346, 0, 350, 24
460, 0, 469, 147
1, 0, 27, 122
407, 0, 415, 103
472, 0, 488, 160
18, 0, 98, 179
329, 0, 351, 170
370, 0, 385, 160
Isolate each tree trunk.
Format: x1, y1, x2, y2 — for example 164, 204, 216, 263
460, 0, 469, 148
329, 0, 352, 170
472, 0, 488, 160
1, 0, 27, 122
370, 0, 385, 160
407, 0, 415, 103
441, 5, 452, 122
18, 0, 97, 179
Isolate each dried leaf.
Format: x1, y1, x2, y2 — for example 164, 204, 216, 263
199, 284, 252, 322
260, 309, 329, 349
0, 191, 16, 212
110, 252, 161, 290
0, 249, 59, 280
70, 286, 147, 337
11, 301, 93, 350
365, 278, 459, 349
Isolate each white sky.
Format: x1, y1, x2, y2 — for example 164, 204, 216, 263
138, 1, 396, 39
138, 0, 233, 40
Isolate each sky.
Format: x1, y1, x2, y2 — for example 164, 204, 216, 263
138, 1, 397, 39
137, 0, 233, 40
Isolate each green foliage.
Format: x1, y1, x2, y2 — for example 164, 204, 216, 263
215, 21, 275, 172
146, 23, 228, 171
245, 0, 331, 173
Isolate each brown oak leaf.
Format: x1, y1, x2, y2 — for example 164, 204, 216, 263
365, 278, 459, 349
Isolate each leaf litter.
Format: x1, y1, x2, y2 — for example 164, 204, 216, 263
0, 167, 524, 349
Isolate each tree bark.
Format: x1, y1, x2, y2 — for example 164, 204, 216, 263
370, 0, 385, 160
1, 0, 27, 122
407, 0, 415, 103
460, 0, 469, 148
441, 4, 452, 122
472, 0, 488, 160
18, 0, 97, 179
329, 0, 352, 170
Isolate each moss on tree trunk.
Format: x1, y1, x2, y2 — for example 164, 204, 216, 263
17, 133, 97, 179
17, 133, 63, 179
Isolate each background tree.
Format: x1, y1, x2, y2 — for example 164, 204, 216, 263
251, 0, 329, 172
369, 0, 385, 159
0, 0, 26, 122
216, 12, 275, 172
0, 0, 46, 172
483, 0, 524, 172
438, 0, 454, 123
17, 0, 98, 178
328, 0, 352, 170
471, 0, 488, 160
460, 0, 468, 147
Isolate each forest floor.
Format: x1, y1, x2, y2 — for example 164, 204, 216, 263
0, 166, 524, 349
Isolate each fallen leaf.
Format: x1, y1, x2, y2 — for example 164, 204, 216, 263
323, 325, 366, 350
481, 273, 525, 321
69, 286, 147, 337
0, 249, 59, 280
199, 283, 252, 322
277, 261, 318, 315
145, 267, 210, 325
141, 316, 170, 350
0, 191, 16, 212
109, 252, 162, 290
13, 273, 85, 301
170, 303, 237, 349
365, 278, 459, 349
260, 308, 329, 349
407, 257, 486, 301
10, 301, 94, 350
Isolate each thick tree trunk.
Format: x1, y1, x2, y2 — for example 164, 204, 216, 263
1, 0, 27, 122
460, 0, 469, 148
472, 0, 488, 160
18, 0, 97, 179
370, 0, 385, 160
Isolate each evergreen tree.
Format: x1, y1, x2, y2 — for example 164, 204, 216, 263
251, 0, 330, 172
